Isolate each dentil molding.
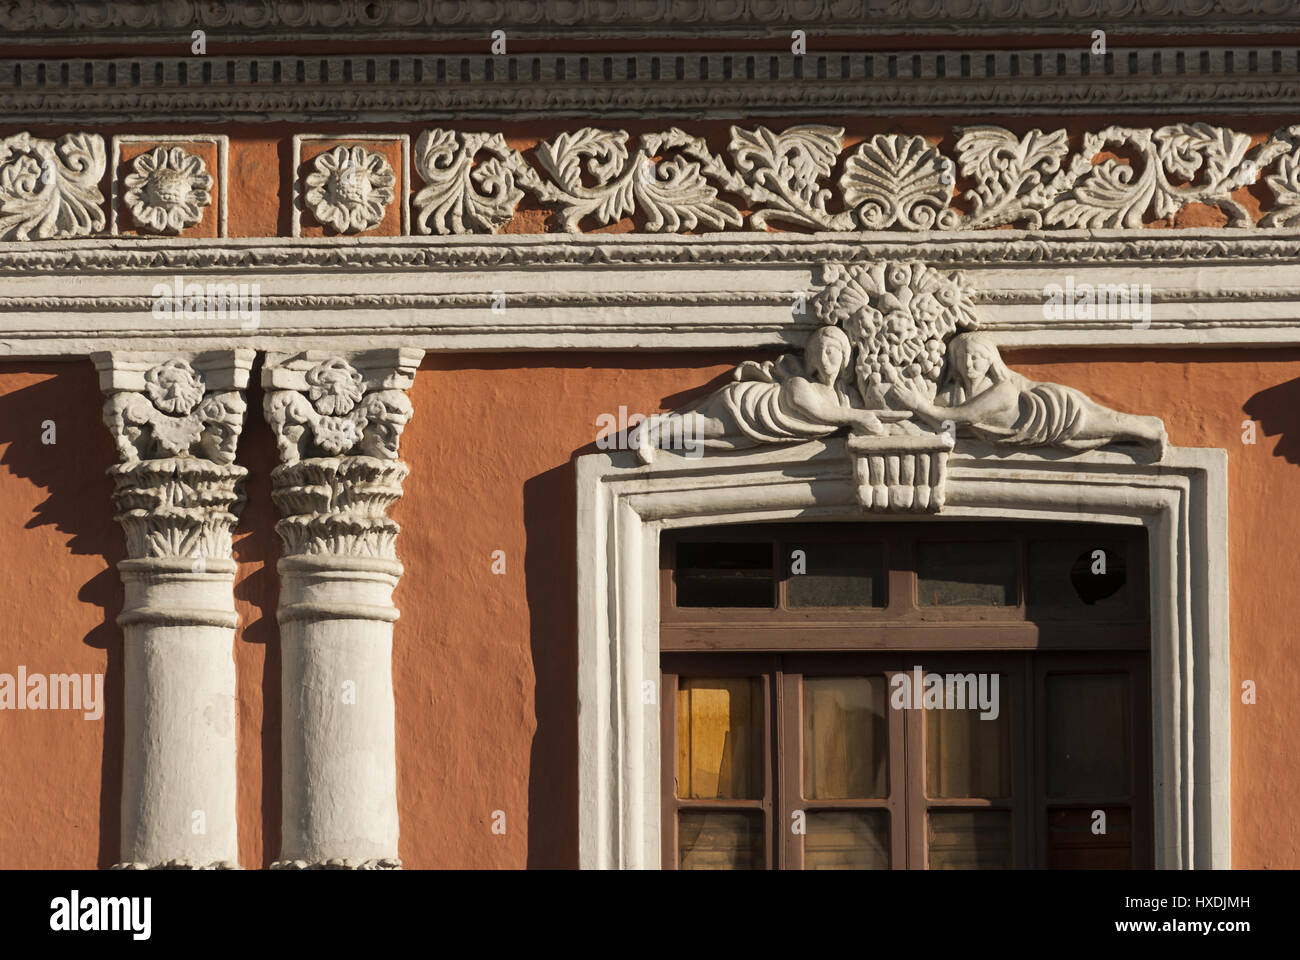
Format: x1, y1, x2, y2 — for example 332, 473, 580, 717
3, 46, 1300, 123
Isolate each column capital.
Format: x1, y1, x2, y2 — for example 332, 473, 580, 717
93, 349, 254, 563
262, 348, 422, 465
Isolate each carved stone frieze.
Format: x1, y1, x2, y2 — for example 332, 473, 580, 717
413, 129, 527, 235
4, 122, 1300, 240
403, 122, 1300, 235
632, 261, 1167, 511
531, 127, 742, 232
0, 132, 104, 240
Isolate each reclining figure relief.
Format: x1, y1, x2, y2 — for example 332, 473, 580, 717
629, 261, 1167, 468
887, 332, 1167, 458
631, 325, 910, 464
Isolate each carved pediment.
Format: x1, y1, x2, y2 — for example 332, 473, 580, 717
632, 260, 1167, 511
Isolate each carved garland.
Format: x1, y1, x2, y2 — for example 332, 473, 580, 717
409, 121, 1300, 235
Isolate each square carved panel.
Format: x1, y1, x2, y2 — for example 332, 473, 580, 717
111, 134, 228, 238
292, 133, 410, 238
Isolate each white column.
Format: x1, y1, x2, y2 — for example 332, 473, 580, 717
262, 348, 421, 870
94, 349, 252, 870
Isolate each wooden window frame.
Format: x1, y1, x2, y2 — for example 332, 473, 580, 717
660, 521, 1150, 652
659, 521, 1153, 870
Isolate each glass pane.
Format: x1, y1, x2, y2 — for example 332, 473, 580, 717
1046, 673, 1131, 799
925, 673, 1011, 798
675, 541, 774, 607
677, 677, 764, 799
805, 811, 890, 869
678, 811, 764, 869
917, 541, 1017, 606
1047, 806, 1132, 869
803, 676, 887, 799
928, 810, 1012, 869
786, 542, 885, 607
1028, 541, 1128, 610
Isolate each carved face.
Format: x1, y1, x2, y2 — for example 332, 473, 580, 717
196, 393, 245, 463
306, 357, 365, 416
948, 334, 1005, 392
145, 359, 205, 416
356, 391, 412, 460
961, 348, 992, 386
806, 326, 852, 387
202, 415, 241, 462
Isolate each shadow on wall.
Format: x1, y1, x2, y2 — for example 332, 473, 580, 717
523, 456, 582, 868
0, 364, 124, 868
231, 376, 282, 868
1244, 377, 1300, 464
516, 360, 760, 869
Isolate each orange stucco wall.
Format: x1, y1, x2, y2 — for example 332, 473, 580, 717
0, 349, 1297, 868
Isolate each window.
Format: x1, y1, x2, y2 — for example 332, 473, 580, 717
659, 522, 1152, 869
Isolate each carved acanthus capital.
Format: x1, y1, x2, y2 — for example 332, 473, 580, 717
263, 348, 423, 559
108, 458, 246, 562
94, 350, 253, 561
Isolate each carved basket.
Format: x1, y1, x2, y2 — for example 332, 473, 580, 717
846, 434, 952, 512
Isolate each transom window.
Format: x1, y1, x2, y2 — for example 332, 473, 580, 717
659, 522, 1152, 869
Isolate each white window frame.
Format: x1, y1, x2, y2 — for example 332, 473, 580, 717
576, 438, 1230, 869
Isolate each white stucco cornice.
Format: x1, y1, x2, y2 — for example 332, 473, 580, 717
2, 231, 1300, 356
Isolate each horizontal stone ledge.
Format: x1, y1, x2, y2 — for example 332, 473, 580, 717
116, 606, 239, 629
2, 230, 1299, 272
112, 859, 240, 870
276, 601, 401, 624
116, 557, 238, 576
269, 858, 401, 870
277, 555, 405, 578
1, 233, 1298, 355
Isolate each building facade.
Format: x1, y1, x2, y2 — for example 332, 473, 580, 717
0, 2, 1296, 870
